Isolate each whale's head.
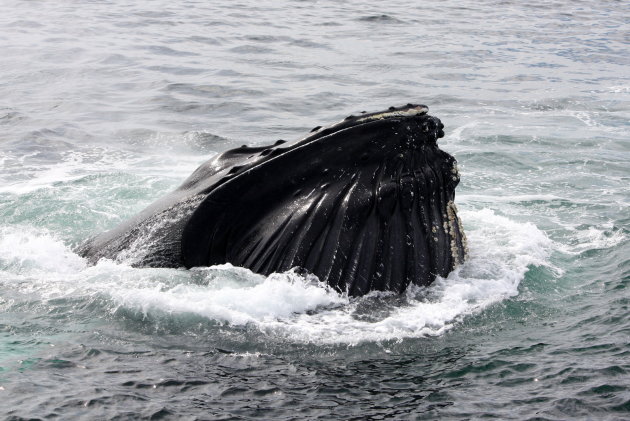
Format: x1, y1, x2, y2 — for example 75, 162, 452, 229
182, 104, 467, 296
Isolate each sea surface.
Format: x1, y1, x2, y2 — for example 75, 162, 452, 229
1, 0, 629, 419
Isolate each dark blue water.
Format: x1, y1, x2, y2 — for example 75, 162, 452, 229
1, 0, 629, 419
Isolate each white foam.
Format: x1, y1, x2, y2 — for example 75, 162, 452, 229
0, 226, 86, 275
560, 225, 627, 255
107, 267, 346, 326
0, 208, 555, 344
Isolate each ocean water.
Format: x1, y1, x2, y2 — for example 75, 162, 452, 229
1, 0, 628, 419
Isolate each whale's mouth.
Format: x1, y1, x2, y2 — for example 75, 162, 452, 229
181, 104, 464, 296
80, 103, 466, 297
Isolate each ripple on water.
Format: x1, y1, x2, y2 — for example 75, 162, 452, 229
1, 0, 629, 418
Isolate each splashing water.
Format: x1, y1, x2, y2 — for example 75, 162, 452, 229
0, 208, 554, 345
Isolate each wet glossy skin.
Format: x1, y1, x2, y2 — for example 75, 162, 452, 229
79, 104, 467, 296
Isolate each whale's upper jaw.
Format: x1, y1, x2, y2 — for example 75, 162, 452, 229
352, 103, 429, 124
305, 103, 442, 144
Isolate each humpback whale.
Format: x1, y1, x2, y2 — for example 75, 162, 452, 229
79, 104, 467, 296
